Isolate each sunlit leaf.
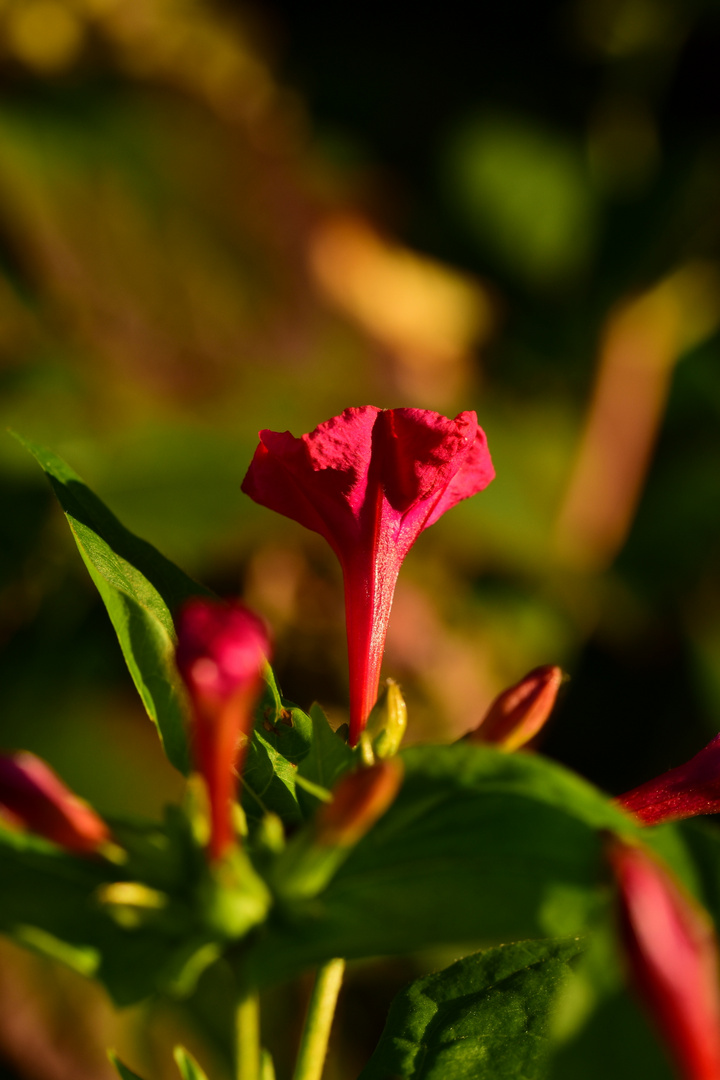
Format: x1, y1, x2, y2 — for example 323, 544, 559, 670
14, 433, 211, 773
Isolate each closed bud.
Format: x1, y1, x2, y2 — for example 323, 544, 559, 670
365, 679, 407, 759
467, 665, 563, 751
619, 733, 720, 826
315, 760, 403, 848
608, 837, 720, 1080
175, 598, 269, 862
270, 760, 404, 902
0, 751, 110, 855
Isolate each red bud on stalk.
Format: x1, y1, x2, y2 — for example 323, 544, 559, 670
619, 734, 720, 826
175, 598, 269, 862
467, 665, 563, 751
608, 838, 720, 1080
315, 760, 403, 848
0, 751, 109, 854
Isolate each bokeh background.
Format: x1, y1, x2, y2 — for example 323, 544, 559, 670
2, 0, 720, 1076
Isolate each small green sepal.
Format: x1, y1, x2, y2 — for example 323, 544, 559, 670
365, 679, 407, 759
198, 846, 271, 939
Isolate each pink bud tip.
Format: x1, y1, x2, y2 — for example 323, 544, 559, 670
0, 752, 109, 854
618, 734, 720, 826
175, 598, 270, 861
315, 760, 403, 848
608, 838, 720, 1080
468, 665, 563, 751
241, 407, 494, 745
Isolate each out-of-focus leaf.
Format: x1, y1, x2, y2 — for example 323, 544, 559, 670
547, 920, 673, 1080
109, 1052, 149, 1080
360, 936, 584, 1080
246, 744, 639, 986
173, 1046, 210, 1080
0, 809, 239, 1005
643, 816, 720, 930
14, 433, 211, 773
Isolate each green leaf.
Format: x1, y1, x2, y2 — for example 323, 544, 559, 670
13, 433, 210, 772
241, 729, 305, 828
174, 1046, 210, 1080
360, 936, 585, 1080
255, 666, 314, 763
0, 809, 239, 1005
242, 692, 351, 827
643, 817, 720, 926
295, 703, 356, 815
108, 1052, 148, 1080
247, 744, 640, 986
241, 669, 318, 827
547, 918, 674, 1080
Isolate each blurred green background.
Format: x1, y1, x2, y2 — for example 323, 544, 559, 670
1, 0, 720, 1076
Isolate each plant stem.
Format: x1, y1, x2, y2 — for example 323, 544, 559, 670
236, 987, 261, 1080
293, 958, 345, 1080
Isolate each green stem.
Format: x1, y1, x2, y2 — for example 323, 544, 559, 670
293, 958, 346, 1080
236, 988, 261, 1080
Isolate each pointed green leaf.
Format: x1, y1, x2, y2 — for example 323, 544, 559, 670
360, 937, 585, 1080
243, 685, 351, 826
255, 666, 314, 763
296, 703, 356, 815
174, 1046, 210, 1080
14, 433, 211, 772
242, 729, 305, 827
108, 1052, 149, 1080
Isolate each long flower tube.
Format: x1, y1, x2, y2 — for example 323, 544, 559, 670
241, 407, 494, 744
608, 838, 720, 1080
175, 598, 270, 862
618, 734, 720, 826
0, 751, 110, 854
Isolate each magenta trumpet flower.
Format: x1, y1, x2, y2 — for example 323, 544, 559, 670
0, 751, 110, 855
618, 734, 720, 826
242, 406, 494, 744
175, 598, 270, 861
608, 838, 720, 1080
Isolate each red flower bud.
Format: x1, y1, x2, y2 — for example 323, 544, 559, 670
468, 665, 563, 751
0, 752, 109, 855
608, 838, 720, 1080
241, 407, 494, 745
618, 734, 720, 826
175, 598, 269, 861
314, 760, 403, 848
